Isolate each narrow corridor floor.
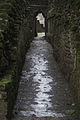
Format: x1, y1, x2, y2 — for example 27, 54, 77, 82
12, 35, 77, 120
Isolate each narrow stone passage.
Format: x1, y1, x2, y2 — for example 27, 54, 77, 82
12, 35, 77, 120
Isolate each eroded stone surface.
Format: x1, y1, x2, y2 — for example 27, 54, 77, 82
12, 35, 77, 120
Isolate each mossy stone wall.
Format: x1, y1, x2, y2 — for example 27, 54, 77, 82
47, 0, 80, 117
0, 0, 33, 119
0, 23, 33, 120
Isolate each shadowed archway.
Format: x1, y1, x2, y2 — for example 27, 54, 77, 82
35, 12, 45, 36
33, 10, 48, 37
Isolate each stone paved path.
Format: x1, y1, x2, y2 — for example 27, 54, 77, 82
12, 35, 77, 120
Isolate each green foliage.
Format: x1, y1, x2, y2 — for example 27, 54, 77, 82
0, 75, 12, 85
64, 109, 76, 116
0, 0, 31, 77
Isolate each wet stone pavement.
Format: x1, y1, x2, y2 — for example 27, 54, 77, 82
12, 35, 77, 120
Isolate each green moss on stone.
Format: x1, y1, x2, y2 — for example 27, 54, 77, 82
0, 75, 12, 85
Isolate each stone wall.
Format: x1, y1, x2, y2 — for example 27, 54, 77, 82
0, 0, 33, 119
17, 23, 32, 74
47, 0, 80, 117
0, 23, 33, 120
0, 84, 7, 120
47, 17, 77, 79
